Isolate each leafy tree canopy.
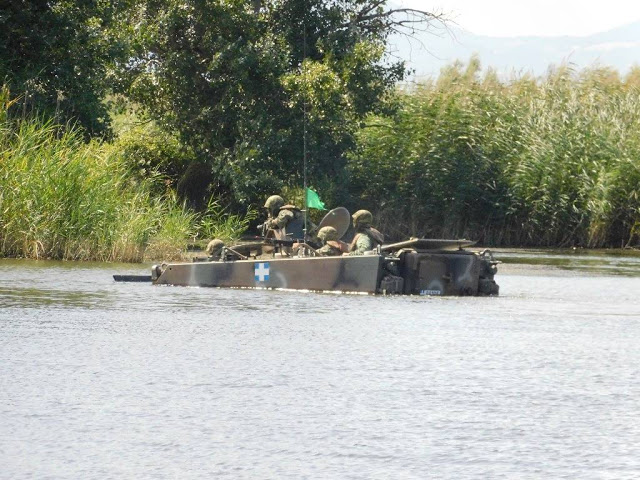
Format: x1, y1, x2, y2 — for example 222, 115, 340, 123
127, 0, 439, 206
0, 0, 131, 136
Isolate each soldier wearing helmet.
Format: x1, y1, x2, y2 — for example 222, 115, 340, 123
349, 209, 384, 255
264, 195, 285, 218
262, 194, 306, 241
315, 226, 343, 256
206, 238, 225, 261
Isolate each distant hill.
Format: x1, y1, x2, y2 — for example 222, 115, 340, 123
389, 20, 640, 80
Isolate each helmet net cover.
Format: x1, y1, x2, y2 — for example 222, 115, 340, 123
206, 238, 225, 255
264, 195, 285, 212
352, 209, 373, 228
317, 226, 338, 242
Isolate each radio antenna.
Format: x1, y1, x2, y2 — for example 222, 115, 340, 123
302, 4, 308, 238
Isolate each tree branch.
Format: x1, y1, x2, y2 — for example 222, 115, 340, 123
345, 6, 449, 38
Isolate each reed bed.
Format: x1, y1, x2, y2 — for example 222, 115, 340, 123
350, 63, 640, 247
0, 93, 246, 262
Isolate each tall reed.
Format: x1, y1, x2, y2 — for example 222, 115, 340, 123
0, 91, 250, 261
350, 61, 640, 247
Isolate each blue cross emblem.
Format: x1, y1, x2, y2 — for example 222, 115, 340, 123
254, 262, 270, 282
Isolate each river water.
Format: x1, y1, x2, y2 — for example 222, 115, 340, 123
1, 250, 639, 479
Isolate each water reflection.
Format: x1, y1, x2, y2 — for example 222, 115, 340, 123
0, 286, 113, 310
495, 248, 640, 276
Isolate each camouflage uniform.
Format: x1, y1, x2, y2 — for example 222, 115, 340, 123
263, 195, 310, 241
317, 241, 343, 256
271, 207, 305, 236
263, 195, 285, 228
316, 226, 342, 256
349, 231, 375, 255
349, 210, 384, 255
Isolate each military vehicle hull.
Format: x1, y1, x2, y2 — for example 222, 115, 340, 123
152, 243, 499, 296
153, 255, 382, 293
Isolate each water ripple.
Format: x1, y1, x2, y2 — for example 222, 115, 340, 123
1, 257, 639, 479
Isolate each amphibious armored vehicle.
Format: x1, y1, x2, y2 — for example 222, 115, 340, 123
147, 208, 499, 296
150, 239, 498, 296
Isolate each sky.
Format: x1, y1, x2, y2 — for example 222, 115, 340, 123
397, 0, 640, 37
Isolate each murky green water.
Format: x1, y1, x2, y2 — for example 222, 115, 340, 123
1, 251, 639, 479
497, 248, 640, 277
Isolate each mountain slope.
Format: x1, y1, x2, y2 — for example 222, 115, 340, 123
390, 20, 640, 79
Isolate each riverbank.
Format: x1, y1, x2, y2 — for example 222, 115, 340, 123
3, 64, 640, 261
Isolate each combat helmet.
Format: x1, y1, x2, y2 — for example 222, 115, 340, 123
317, 226, 339, 243
352, 209, 373, 229
206, 238, 225, 258
264, 195, 285, 215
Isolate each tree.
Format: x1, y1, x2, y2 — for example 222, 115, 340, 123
0, 0, 130, 136
127, 0, 443, 207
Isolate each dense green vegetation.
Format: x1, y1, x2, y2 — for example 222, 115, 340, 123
350, 61, 640, 247
0, 88, 253, 261
0, 0, 130, 137
1, 0, 439, 260
1, 1, 639, 260
124, 0, 425, 206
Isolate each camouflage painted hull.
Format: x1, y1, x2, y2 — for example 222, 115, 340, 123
152, 246, 499, 296
153, 255, 382, 293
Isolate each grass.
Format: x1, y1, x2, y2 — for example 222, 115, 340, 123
0, 87, 251, 262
